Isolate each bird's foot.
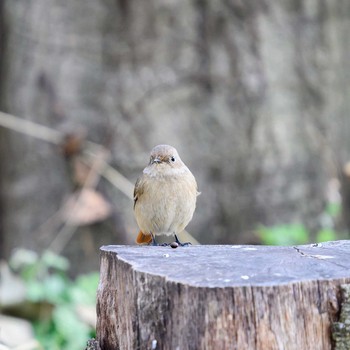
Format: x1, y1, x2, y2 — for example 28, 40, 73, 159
174, 234, 192, 247
148, 233, 169, 246
179, 242, 191, 247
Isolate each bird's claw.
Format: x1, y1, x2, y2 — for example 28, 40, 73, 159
149, 233, 169, 246
174, 234, 192, 247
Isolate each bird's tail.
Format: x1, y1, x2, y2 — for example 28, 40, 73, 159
136, 231, 152, 244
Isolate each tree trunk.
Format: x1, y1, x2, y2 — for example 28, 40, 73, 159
96, 241, 350, 350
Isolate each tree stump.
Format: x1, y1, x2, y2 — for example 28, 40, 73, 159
96, 241, 350, 350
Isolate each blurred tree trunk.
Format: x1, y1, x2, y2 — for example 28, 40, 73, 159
0, 0, 5, 253
1, 0, 350, 269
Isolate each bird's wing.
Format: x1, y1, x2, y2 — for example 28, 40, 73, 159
134, 177, 152, 244
133, 176, 144, 209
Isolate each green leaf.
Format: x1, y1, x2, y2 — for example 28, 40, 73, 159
53, 305, 91, 350
34, 320, 64, 350
257, 224, 309, 245
27, 274, 69, 303
316, 229, 337, 242
69, 272, 99, 305
9, 249, 39, 269
43, 275, 70, 303
26, 280, 46, 301
325, 203, 341, 217
42, 251, 70, 272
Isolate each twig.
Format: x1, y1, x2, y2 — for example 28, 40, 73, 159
81, 151, 134, 200
0, 111, 61, 144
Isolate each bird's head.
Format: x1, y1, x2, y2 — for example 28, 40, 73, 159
146, 144, 186, 174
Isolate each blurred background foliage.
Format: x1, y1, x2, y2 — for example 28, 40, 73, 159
1, 0, 350, 348
1, 249, 97, 349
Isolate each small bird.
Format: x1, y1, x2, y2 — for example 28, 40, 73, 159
134, 144, 199, 246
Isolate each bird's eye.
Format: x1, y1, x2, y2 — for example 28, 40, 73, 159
170, 156, 176, 162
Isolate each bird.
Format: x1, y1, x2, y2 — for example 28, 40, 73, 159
134, 144, 199, 246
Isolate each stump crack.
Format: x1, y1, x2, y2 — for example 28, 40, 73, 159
292, 246, 349, 270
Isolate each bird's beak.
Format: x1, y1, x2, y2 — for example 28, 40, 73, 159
152, 157, 161, 164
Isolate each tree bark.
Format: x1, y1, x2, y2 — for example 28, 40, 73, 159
96, 241, 350, 350
332, 284, 350, 350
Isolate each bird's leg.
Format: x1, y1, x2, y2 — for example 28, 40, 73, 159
150, 233, 168, 246
150, 233, 158, 246
174, 234, 191, 247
